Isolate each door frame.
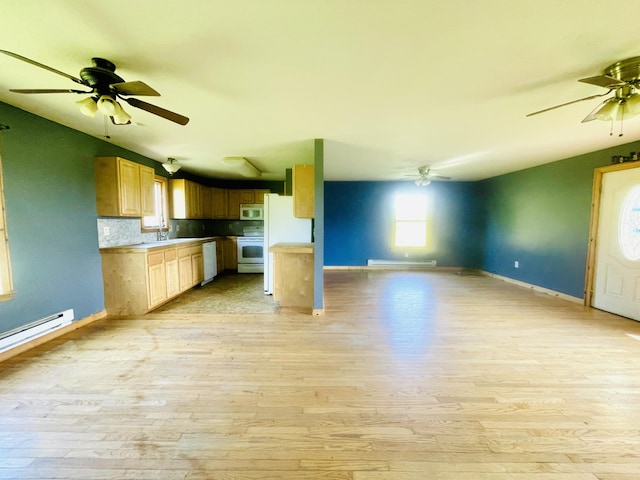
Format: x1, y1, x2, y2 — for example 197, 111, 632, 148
584, 161, 640, 307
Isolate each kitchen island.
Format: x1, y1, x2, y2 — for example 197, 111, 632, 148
269, 242, 314, 311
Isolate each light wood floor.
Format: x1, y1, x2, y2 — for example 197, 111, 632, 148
2, 269, 640, 479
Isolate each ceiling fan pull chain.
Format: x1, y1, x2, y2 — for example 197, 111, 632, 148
103, 115, 111, 139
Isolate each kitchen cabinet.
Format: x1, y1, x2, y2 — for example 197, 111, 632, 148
100, 238, 211, 315
216, 240, 224, 273
269, 242, 314, 311
227, 189, 271, 218
200, 186, 212, 219
223, 236, 237, 271
293, 164, 314, 219
94, 156, 155, 217
170, 179, 202, 219
211, 188, 227, 219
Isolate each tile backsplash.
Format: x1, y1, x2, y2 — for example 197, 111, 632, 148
97, 217, 264, 248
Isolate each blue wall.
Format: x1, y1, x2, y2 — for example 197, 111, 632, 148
324, 180, 481, 267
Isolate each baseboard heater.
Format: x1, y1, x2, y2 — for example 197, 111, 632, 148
367, 259, 437, 268
0, 309, 74, 353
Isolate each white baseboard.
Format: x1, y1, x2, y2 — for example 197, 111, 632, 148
482, 271, 584, 304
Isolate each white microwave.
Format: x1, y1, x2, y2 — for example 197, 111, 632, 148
240, 203, 264, 221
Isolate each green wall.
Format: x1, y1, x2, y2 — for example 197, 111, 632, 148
0, 101, 161, 334
479, 142, 640, 298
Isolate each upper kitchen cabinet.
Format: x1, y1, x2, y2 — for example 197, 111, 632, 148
227, 189, 270, 219
293, 164, 314, 218
211, 188, 228, 219
170, 179, 202, 219
94, 156, 155, 217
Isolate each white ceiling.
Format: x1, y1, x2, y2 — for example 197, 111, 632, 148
1, 1, 640, 182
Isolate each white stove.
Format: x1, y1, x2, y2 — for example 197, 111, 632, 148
237, 226, 264, 273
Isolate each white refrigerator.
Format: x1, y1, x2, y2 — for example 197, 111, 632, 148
263, 194, 312, 294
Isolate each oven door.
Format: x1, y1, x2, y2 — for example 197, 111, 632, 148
238, 237, 264, 267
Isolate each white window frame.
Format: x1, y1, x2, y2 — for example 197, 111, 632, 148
393, 193, 429, 248
141, 175, 170, 233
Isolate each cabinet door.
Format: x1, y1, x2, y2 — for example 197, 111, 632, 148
147, 263, 167, 308
147, 251, 167, 308
186, 180, 201, 218
293, 164, 315, 218
192, 252, 204, 284
178, 255, 193, 291
227, 190, 241, 219
165, 258, 179, 298
118, 159, 142, 216
211, 188, 228, 219
239, 189, 255, 204
216, 241, 224, 273
139, 166, 156, 217
253, 189, 270, 204
223, 237, 238, 270
200, 186, 212, 219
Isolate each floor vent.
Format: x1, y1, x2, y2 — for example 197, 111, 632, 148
0, 309, 74, 353
367, 259, 437, 268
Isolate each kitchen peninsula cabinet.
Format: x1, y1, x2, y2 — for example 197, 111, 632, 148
100, 238, 213, 316
94, 156, 155, 217
269, 242, 314, 311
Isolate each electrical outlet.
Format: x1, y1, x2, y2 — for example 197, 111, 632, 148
103, 226, 110, 236
514, 261, 519, 268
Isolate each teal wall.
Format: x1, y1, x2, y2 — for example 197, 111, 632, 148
0, 101, 164, 334
479, 142, 640, 298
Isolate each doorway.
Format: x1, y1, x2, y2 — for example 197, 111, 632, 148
585, 161, 640, 321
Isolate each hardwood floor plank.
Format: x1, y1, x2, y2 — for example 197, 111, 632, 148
2, 270, 640, 478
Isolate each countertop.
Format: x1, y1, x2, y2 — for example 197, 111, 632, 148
269, 242, 314, 254
99, 236, 224, 254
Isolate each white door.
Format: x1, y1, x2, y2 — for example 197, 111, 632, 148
593, 166, 640, 321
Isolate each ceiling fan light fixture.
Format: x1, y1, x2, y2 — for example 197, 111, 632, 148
97, 95, 119, 116
594, 99, 621, 121
112, 102, 131, 125
162, 158, 181, 175
625, 92, 640, 116
222, 156, 262, 178
76, 96, 98, 117
415, 177, 431, 187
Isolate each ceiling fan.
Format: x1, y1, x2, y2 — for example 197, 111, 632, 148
0, 50, 189, 126
407, 166, 451, 186
527, 56, 640, 128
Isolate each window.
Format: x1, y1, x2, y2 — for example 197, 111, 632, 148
0, 140, 14, 301
142, 175, 169, 232
394, 193, 428, 248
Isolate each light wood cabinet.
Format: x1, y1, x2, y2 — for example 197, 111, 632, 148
223, 236, 237, 271
293, 164, 314, 219
269, 242, 314, 310
100, 239, 207, 315
200, 186, 212, 219
227, 189, 270, 218
147, 251, 167, 308
171, 179, 202, 219
253, 189, 270, 204
94, 156, 155, 217
211, 188, 227, 219
165, 249, 179, 298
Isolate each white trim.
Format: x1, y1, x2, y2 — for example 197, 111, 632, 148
483, 271, 583, 304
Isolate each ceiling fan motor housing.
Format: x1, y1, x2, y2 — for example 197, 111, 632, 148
79, 58, 125, 96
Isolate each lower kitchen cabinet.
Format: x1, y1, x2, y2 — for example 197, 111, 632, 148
100, 239, 209, 316
223, 236, 238, 271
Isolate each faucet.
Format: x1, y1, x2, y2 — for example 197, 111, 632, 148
157, 217, 169, 241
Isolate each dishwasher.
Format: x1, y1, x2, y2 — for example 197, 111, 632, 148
201, 241, 217, 286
